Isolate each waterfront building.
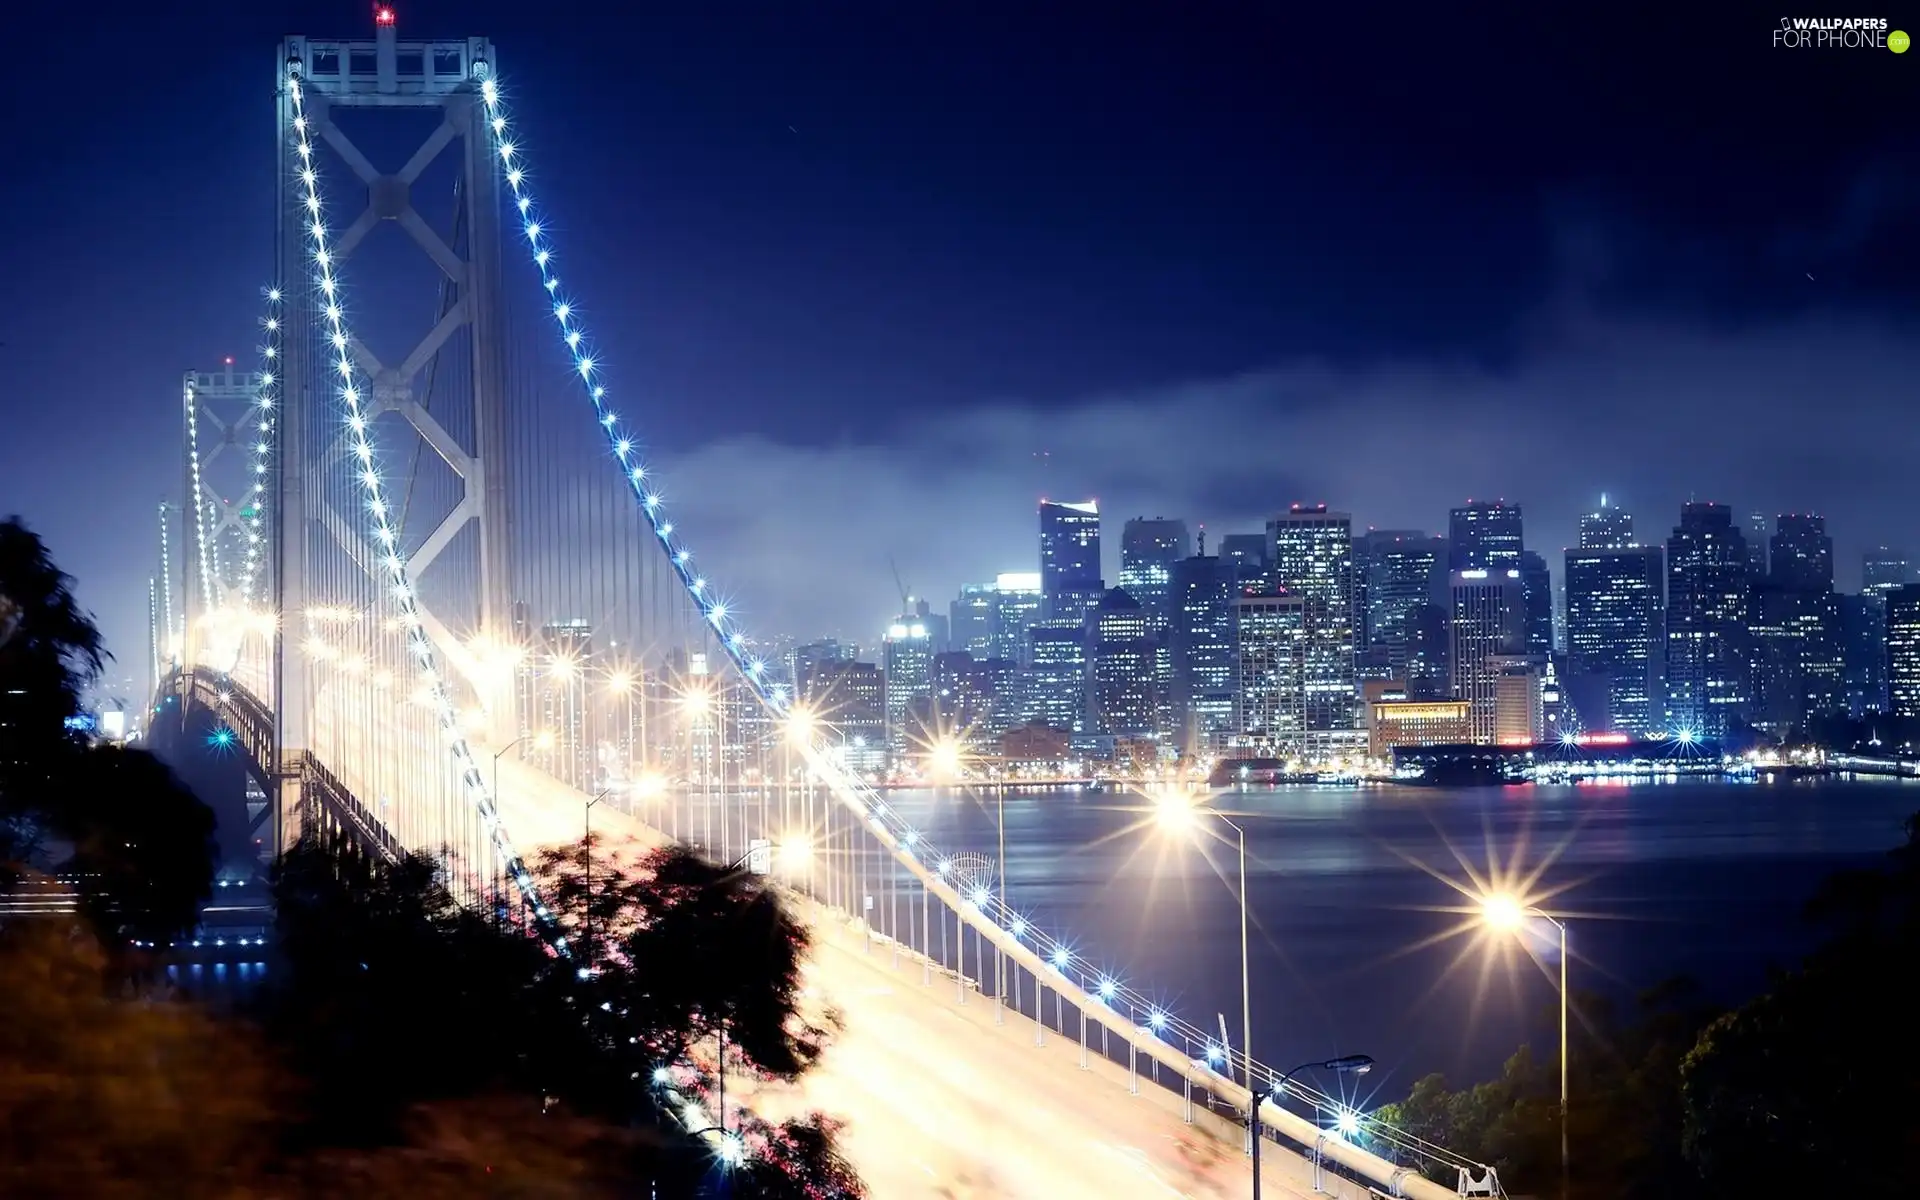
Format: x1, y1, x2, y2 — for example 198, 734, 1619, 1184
1564, 539, 1665, 734
1449, 569, 1526, 744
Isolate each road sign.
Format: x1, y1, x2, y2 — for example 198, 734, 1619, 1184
746, 838, 771, 875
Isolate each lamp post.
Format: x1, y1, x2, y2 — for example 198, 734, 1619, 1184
1482, 895, 1570, 1198
707, 835, 809, 1159
490, 730, 552, 920
1150, 790, 1257, 1197
1275, 1055, 1376, 1136
583, 785, 616, 969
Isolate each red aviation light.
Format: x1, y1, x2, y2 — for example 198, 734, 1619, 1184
374, 6, 397, 26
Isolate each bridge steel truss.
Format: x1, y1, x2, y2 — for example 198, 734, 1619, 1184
273, 26, 518, 865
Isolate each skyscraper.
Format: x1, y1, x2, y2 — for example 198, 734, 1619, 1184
1118, 518, 1189, 741
1770, 514, 1834, 592
805, 659, 886, 771
1358, 531, 1445, 680
1449, 569, 1526, 744
1863, 548, 1910, 604
1665, 502, 1750, 736
1117, 517, 1192, 632
988, 572, 1044, 664
1026, 622, 1088, 734
1039, 500, 1101, 618
1750, 513, 1842, 731
1749, 584, 1842, 732
1578, 496, 1633, 550
881, 615, 934, 756
1169, 552, 1246, 753
1746, 511, 1770, 581
1564, 540, 1665, 734
1233, 593, 1308, 758
1404, 602, 1452, 700
1218, 533, 1269, 572
1519, 549, 1554, 657
1886, 585, 1920, 720
789, 639, 857, 705
1087, 587, 1156, 737
949, 584, 995, 660
1267, 505, 1360, 758
1839, 593, 1889, 718
930, 651, 994, 739
1217, 533, 1271, 595
1449, 501, 1524, 572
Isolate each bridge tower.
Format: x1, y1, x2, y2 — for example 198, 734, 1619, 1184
275, 15, 513, 853
181, 364, 271, 624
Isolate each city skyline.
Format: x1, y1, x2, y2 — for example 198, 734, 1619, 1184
3, 3, 1917, 666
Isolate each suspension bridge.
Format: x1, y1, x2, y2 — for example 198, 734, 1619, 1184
145, 18, 1501, 1199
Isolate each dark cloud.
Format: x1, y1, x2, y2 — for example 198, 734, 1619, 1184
646, 309, 1919, 647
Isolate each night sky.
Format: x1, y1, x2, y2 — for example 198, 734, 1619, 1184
3, 2, 1917, 677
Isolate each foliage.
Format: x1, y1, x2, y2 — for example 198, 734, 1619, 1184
0, 517, 217, 945
262, 831, 864, 1197
532, 835, 834, 1083
1376, 980, 1713, 1200
1378, 810, 1920, 1199
56, 743, 217, 944
1678, 812, 1920, 1196
0, 516, 104, 866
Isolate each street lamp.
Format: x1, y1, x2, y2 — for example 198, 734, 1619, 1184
721, 834, 813, 876
1274, 1055, 1375, 1136
703, 832, 810, 1159
1481, 894, 1570, 1197
489, 730, 553, 919
1151, 789, 1259, 1198
583, 784, 618, 969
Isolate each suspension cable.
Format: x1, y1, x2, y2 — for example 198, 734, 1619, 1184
183, 377, 220, 624
475, 65, 1490, 1184
242, 288, 283, 610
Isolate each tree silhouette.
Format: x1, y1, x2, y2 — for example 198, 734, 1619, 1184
0, 517, 216, 947
1680, 813, 1920, 1196
0, 516, 103, 867
265, 832, 865, 1197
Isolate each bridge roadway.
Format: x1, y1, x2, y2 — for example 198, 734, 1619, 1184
491, 759, 1409, 1199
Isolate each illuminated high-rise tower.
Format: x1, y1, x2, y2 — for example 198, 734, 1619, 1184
1266, 504, 1360, 759
1039, 500, 1101, 620
1665, 502, 1750, 736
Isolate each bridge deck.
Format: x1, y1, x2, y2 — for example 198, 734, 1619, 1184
514, 767, 1390, 1200
767, 915, 1369, 1199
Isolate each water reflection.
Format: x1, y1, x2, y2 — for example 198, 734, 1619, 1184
882, 777, 1918, 1091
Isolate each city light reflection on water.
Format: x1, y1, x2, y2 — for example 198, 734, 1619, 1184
882, 777, 1920, 1091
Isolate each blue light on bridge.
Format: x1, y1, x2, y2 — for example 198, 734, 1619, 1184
207, 726, 236, 751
